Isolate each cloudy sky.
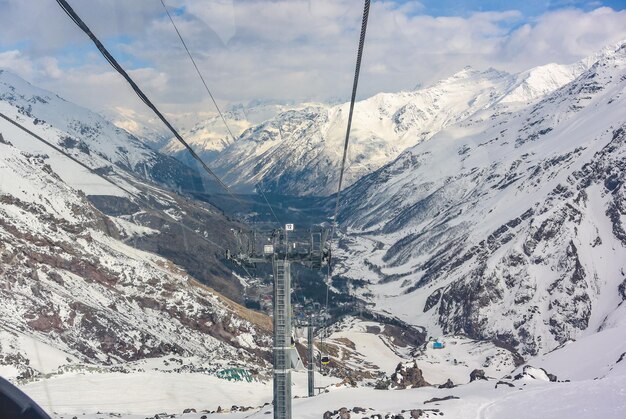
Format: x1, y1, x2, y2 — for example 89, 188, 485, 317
1, 0, 626, 127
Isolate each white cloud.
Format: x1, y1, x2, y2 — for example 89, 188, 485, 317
0, 50, 36, 78
1, 1, 626, 127
500, 7, 626, 69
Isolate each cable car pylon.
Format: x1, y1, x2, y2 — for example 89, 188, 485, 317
230, 224, 330, 419
294, 306, 326, 397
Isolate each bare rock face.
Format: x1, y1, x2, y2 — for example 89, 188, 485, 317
390, 361, 430, 389
495, 380, 515, 388
0, 132, 11, 145
424, 395, 460, 404
470, 369, 487, 382
438, 379, 455, 389
513, 365, 558, 382
339, 407, 351, 419
323, 408, 351, 419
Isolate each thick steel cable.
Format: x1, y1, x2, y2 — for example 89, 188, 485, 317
0, 111, 233, 254
325, 0, 370, 312
55, 0, 241, 204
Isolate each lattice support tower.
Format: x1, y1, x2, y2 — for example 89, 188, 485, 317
272, 259, 292, 419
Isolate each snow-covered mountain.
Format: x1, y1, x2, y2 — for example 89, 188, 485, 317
0, 69, 280, 385
199, 59, 589, 196
0, 69, 263, 298
161, 101, 299, 168
333, 42, 626, 356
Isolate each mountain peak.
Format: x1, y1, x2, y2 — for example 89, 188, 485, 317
499, 62, 585, 104
432, 66, 510, 89
450, 65, 480, 78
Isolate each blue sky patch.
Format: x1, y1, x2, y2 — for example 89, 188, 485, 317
394, 0, 625, 17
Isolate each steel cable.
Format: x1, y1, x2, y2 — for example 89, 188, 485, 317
159, 0, 237, 143
55, 0, 241, 204
159, 0, 283, 228
324, 0, 370, 313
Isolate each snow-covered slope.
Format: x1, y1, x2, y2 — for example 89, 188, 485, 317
0, 135, 271, 382
333, 42, 626, 357
18, 322, 626, 418
499, 61, 587, 104
0, 69, 207, 194
203, 60, 590, 196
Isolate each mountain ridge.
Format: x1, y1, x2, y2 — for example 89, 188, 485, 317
168, 55, 595, 196
332, 42, 626, 356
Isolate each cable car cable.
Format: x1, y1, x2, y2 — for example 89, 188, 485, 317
316, 1, 370, 368
255, 182, 283, 227
324, 0, 370, 311
55, 0, 242, 205
158, 0, 283, 229
159, 0, 237, 144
